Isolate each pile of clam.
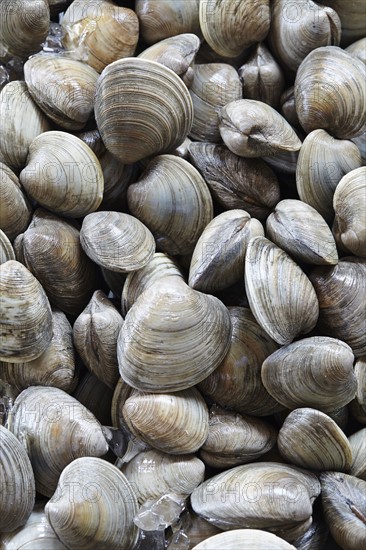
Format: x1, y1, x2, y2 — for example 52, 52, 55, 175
0, 0, 366, 549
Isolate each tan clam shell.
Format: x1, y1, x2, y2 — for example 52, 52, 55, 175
353, 130, 366, 166
346, 37, 366, 65
192, 530, 296, 550
10, 386, 108, 497
245, 236, 319, 345
333, 167, 366, 258
199, 307, 282, 417
349, 429, 366, 482
0, 308, 77, 393
189, 63, 242, 142
309, 258, 366, 357
0, 260, 53, 363
0, 230, 15, 265
189, 210, 264, 293
220, 100, 302, 157
199, 0, 270, 58
73, 372, 113, 427
20, 131, 104, 218
24, 55, 99, 130
0, 163, 32, 242
321, 0, 366, 46
261, 337, 356, 413
122, 449, 205, 504
0, 81, 51, 170
62, 1, 139, 73
73, 291, 123, 389
188, 142, 280, 220
278, 408, 352, 472
295, 46, 366, 139
296, 129, 362, 222
127, 155, 213, 256
14, 209, 102, 316
266, 199, 338, 265
111, 377, 134, 429
123, 387, 209, 454
350, 357, 366, 424
45, 457, 139, 550
0, 425, 35, 532
95, 58, 194, 164
80, 211, 155, 273
118, 277, 231, 392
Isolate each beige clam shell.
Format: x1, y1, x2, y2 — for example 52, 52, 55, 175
346, 37, 366, 65
350, 357, 366, 424
45, 457, 139, 550
0, 163, 32, 242
0, 260, 53, 363
0, 230, 15, 265
192, 530, 296, 550
349, 429, 366, 481
321, 0, 366, 46
245, 236, 319, 345
95, 58, 194, 164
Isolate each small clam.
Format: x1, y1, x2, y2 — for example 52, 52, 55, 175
45, 457, 140, 550
192, 530, 296, 550
349, 429, 366, 480
0, 260, 53, 363
0, 230, 15, 265
219, 100, 302, 157
346, 37, 366, 65
0, 163, 32, 242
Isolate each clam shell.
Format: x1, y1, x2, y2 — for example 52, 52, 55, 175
192, 530, 296, 550
321, 0, 366, 46
245, 236, 319, 345
95, 58, 194, 164
261, 337, 357, 412
346, 37, 366, 65
278, 408, 352, 472
349, 429, 366, 480
0, 163, 32, 242
352, 130, 366, 166
0, 260, 53, 363
291, 519, 329, 550
350, 357, 366, 424
0, 230, 15, 265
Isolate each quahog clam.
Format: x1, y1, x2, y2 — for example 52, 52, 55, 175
0, 163, 32, 243
192, 529, 296, 550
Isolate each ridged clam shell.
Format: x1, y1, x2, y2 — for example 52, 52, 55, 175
0, 425, 35, 532
321, 0, 366, 46
127, 155, 213, 256
20, 131, 104, 218
122, 449, 205, 504
80, 211, 155, 273
188, 142, 280, 220
245, 237, 319, 345
261, 337, 356, 412
349, 429, 366, 480
189, 210, 264, 293
45, 457, 139, 550
266, 199, 338, 265
346, 37, 366, 64
350, 357, 366, 424
0, 260, 53, 362
220, 100, 302, 157
333, 167, 366, 258
118, 277, 231, 392
123, 387, 209, 454
111, 378, 133, 429
0, 230, 15, 265
278, 408, 352, 472
295, 47, 366, 139
10, 386, 108, 496
95, 58, 194, 164
0, 163, 32, 242
192, 530, 296, 550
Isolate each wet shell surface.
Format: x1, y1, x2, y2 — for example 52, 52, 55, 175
0, 163, 32, 243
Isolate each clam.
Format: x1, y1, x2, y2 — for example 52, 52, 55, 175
189, 63, 242, 142
266, 199, 338, 265
296, 129, 362, 222
321, 0, 366, 46
245, 236, 319, 345
73, 291, 123, 389
0, 81, 51, 170
188, 210, 264, 293
77, 128, 106, 157
295, 47, 366, 139
138, 33, 200, 87
346, 37, 366, 65
73, 372, 113, 427
238, 43, 285, 108
261, 337, 357, 412
269, 0, 341, 73
0, 230, 15, 265
117, 276, 231, 392
95, 58, 194, 164
0, 308, 77, 393
353, 130, 366, 166
192, 530, 296, 550
309, 258, 366, 357
20, 131, 104, 218
45, 457, 140, 550
333, 167, 366, 258
188, 142, 280, 221
219, 100, 302, 157
349, 429, 366, 480
24, 54, 99, 130
0, 260, 53, 363
127, 155, 213, 256
9, 386, 108, 496
80, 211, 155, 273
111, 378, 134, 429
199, 0, 270, 58
280, 86, 300, 128
0, 425, 35, 532
278, 408, 352, 472
262, 150, 299, 176
198, 307, 282, 417
0, 163, 32, 242
123, 387, 209, 454
14, 209, 102, 316
173, 136, 192, 159
122, 449, 205, 504
321, 471, 366, 550
350, 357, 366, 424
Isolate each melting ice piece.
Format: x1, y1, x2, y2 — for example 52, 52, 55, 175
134, 494, 185, 531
